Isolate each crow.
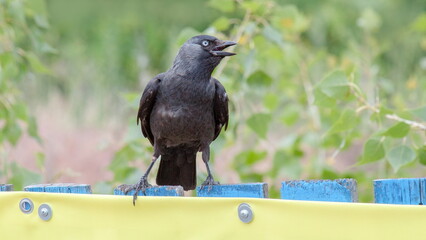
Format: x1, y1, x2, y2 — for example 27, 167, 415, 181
118, 35, 236, 204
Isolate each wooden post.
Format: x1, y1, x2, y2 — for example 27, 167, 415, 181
0, 184, 13, 191
24, 183, 92, 194
196, 183, 268, 198
281, 179, 358, 202
114, 186, 184, 196
374, 178, 426, 205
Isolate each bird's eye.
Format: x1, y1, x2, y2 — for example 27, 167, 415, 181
201, 40, 209, 47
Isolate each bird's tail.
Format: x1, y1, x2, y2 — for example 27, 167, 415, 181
156, 148, 196, 190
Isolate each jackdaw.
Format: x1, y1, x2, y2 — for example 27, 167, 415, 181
118, 35, 236, 204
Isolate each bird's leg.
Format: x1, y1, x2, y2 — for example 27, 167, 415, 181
117, 147, 160, 205
200, 146, 220, 191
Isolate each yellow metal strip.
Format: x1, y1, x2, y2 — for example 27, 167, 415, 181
1, 192, 425, 240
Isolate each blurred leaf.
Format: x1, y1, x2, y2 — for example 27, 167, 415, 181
271, 149, 301, 178
25, 52, 51, 74
410, 106, 426, 121
4, 122, 22, 146
247, 70, 273, 87
242, 49, 256, 78
357, 8, 382, 32
387, 145, 416, 172
371, 106, 394, 122
208, 0, 235, 13
411, 14, 426, 32
34, 15, 49, 28
382, 122, 410, 138
112, 166, 138, 183
8, 0, 26, 25
110, 143, 140, 170
280, 105, 300, 126
26, 0, 48, 16
233, 150, 267, 173
263, 93, 279, 111
359, 138, 385, 164
27, 117, 41, 142
14, 103, 28, 121
239, 150, 267, 165
313, 88, 336, 107
417, 146, 426, 165
239, 172, 264, 182
315, 70, 350, 100
271, 150, 287, 177
247, 113, 272, 139
262, 25, 285, 48
36, 152, 45, 170
326, 109, 358, 135
241, 0, 264, 14
212, 17, 230, 31
320, 168, 340, 179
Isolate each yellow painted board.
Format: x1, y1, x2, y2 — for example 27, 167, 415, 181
0, 191, 425, 240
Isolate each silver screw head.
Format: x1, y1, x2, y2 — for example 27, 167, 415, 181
19, 198, 34, 214
238, 203, 253, 223
40, 208, 49, 216
38, 204, 53, 221
240, 209, 249, 218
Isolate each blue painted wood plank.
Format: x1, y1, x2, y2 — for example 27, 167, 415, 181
24, 183, 92, 194
0, 184, 13, 191
281, 179, 358, 202
374, 178, 425, 205
196, 183, 268, 198
114, 186, 184, 196
421, 178, 426, 205
24, 184, 45, 192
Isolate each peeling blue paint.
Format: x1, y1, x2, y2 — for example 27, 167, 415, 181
281, 179, 357, 202
374, 178, 426, 205
196, 183, 268, 198
114, 185, 184, 196
24, 183, 92, 194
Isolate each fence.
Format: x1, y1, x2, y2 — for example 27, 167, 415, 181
1, 178, 426, 239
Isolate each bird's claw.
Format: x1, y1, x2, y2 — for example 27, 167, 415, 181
117, 177, 152, 206
200, 175, 220, 192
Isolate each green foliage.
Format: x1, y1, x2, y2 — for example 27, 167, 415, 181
104, 0, 426, 201
3, 0, 426, 201
0, 0, 50, 187
360, 138, 385, 164
190, 0, 426, 200
247, 113, 272, 139
387, 146, 416, 173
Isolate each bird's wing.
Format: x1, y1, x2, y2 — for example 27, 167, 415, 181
137, 74, 163, 145
212, 78, 229, 140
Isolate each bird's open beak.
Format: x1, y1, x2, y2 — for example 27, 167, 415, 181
210, 41, 237, 57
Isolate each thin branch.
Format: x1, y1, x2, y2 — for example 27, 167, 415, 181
349, 83, 426, 131
385, 114, 426, 131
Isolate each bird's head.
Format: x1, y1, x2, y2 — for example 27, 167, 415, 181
186, 35, 237, 57
172, 35, 237, 76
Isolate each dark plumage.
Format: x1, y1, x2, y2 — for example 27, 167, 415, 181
118, 35, 236, 204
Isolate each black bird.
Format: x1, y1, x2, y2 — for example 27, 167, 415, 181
118, 35, 236, 204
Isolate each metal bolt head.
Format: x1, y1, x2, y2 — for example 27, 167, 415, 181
38, 204, 52, 221
240, 209, 249, 218
40, 208, 49, 216
19, 198, 34, 214
238, 203, 253, 223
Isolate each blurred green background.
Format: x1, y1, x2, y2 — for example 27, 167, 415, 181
1, 0, 426, 201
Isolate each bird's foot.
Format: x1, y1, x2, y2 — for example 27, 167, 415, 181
200, 175, 220, 192
117, 176, 152, 205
